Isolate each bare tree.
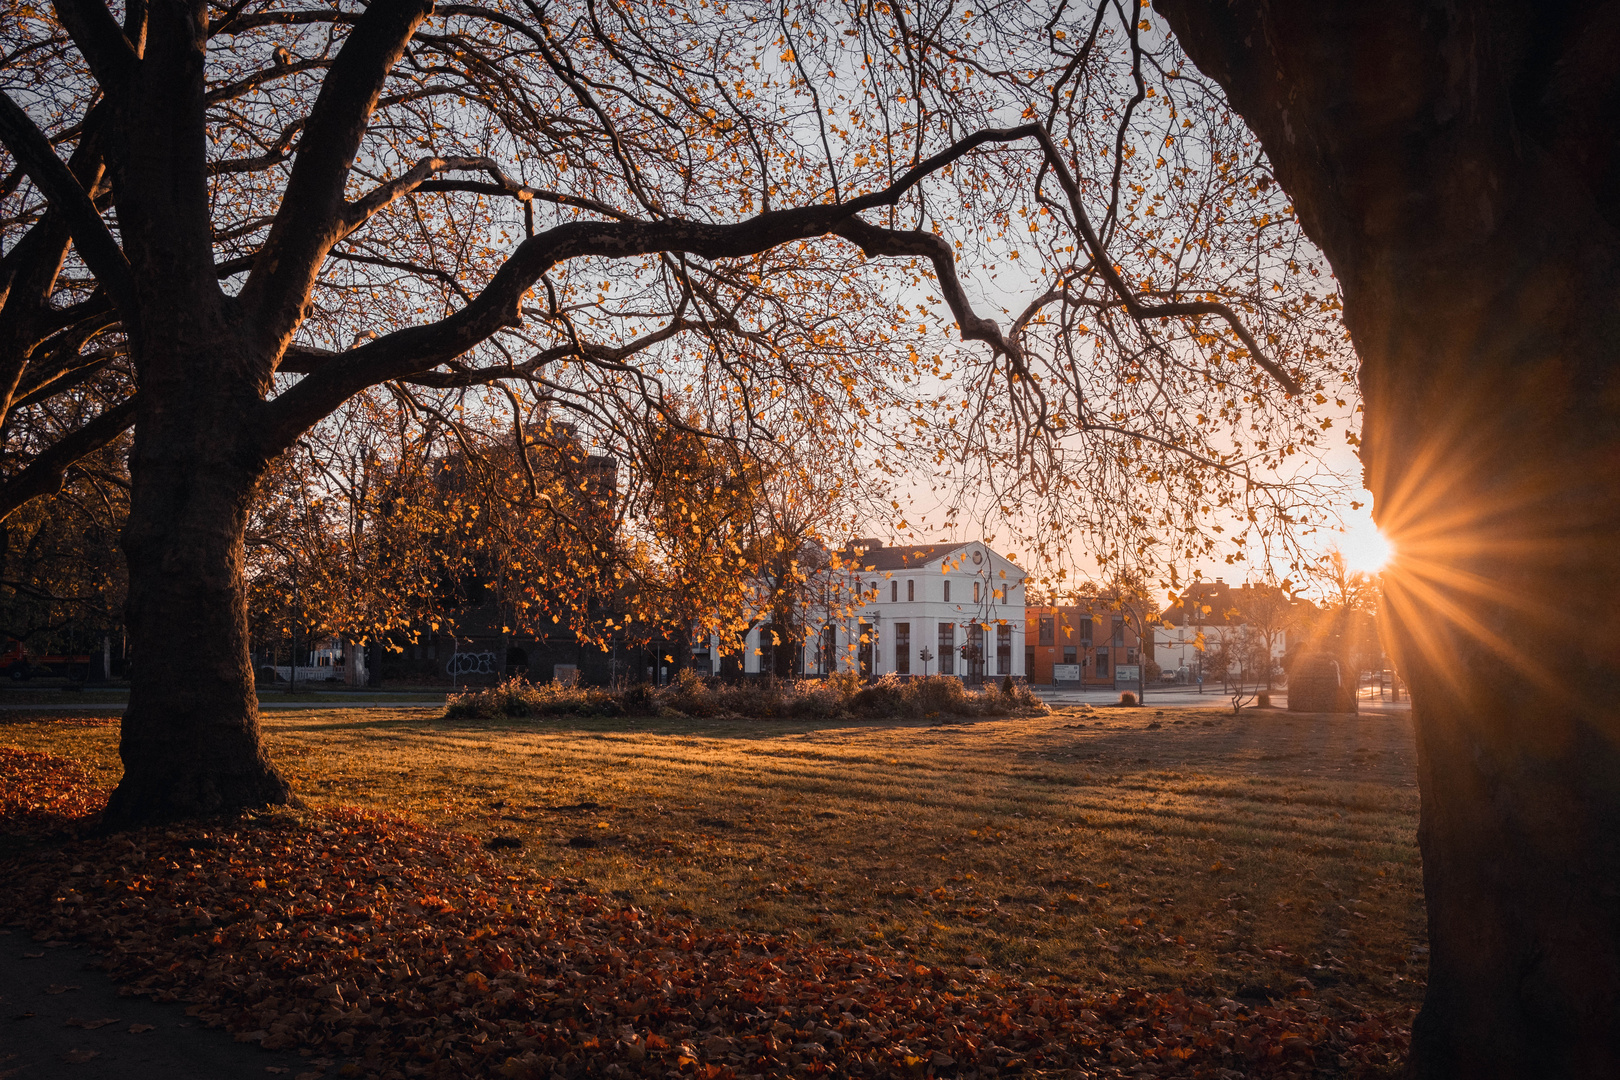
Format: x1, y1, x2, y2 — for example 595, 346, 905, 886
1232, 582, 1299, 690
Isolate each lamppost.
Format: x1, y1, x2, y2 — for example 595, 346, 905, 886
289, 562, 298, 695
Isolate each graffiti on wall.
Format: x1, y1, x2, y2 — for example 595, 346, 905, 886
447, 651, 498, 677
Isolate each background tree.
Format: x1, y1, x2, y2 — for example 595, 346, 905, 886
1090, 571, 1159, 694
0, 435, 127, 663
1157, 1, 1620, 1073
1231, 581, 1301, 690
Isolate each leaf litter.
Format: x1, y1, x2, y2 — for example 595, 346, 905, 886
1, 747, 1409, 1077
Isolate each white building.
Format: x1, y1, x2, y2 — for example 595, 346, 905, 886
723, 538, 1028, 680
1152, 579, 1301, 682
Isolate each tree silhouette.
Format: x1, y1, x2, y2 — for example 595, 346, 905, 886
1160, 1, 1620, 1072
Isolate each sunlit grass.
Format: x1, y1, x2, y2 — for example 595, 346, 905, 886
4, 704, 1426, 1012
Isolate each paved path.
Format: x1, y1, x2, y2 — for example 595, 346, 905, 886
1033, 685, 1413, 712
0, 932, 332, 1079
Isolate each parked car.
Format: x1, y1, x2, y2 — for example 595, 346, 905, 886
0, 640, 90, 681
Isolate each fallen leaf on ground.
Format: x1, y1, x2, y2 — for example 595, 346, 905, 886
2, 746, 1413, 1079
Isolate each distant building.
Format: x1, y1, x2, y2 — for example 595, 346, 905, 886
704, 538, 1028, 682
1153, 579, 1307, 682
1024, 603, 1145, 686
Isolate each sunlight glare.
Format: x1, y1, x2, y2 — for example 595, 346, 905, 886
1339, 514, 1394, 575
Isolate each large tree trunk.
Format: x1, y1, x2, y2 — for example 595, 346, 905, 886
1158, 3, 1620, 1075
104, 380, 290, 826
94, 2, 294, 827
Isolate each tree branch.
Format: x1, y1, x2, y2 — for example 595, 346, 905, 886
238, 0, 437, 353
259, 125, 1051, 450
831, 216, 1027, 371
1026, 126, 1303, 395
0, 397, 136, 522
0, 91, 134, 316
51, 0, 139, 90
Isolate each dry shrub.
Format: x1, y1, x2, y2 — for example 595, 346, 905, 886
659, 668, 726, 717
1119, 691, 1139, 706
445, 671, 1049, 722
850, 674, 1048, 720
444, 678, 623, 719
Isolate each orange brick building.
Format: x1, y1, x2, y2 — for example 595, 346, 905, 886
1024, 604, 1145, 686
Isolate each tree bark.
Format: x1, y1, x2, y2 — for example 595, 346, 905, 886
1158, 3, 1620, 1076
107, 387, 290, 824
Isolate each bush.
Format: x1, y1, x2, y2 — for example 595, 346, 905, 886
440, 671, 1051, 722
1118, 691, 1138, 706
444, 677, 623, 719
661, 668, 725, 717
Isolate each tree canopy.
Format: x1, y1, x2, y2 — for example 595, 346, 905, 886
1, 0, 1350, 587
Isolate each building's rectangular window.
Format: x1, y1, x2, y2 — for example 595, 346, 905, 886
1080, 616, 1093, 643
1025, 647, 1035, 677
969, 624, 985, 679
858, 623, 874, 677
943, 580, 951, 602
1039, 617, 1054, 645
759, 624, 776, 675
820, 624, 837, 674
996, 624, 1012, 675
891, 580, 898, 603
895, 622, 910, 675
1096, 647, 1110, 678
1113, 616, 1125, 645
1063, 645, 1077, 664
907, 579, 915, 602
938, 623, 955, 675
1127, 648, 1138, 665
973, 581, 981, 604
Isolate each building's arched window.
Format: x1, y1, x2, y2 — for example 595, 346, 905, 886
907, 579, 915, 602
891, 580, 898, 603
973, 581, 981, 604
943, 579, 951, 602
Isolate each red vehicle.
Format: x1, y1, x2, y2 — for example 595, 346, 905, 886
0, 641, 90, 681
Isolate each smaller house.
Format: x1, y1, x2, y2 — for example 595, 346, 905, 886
1154, 579, 1305, 683
1024, 603, 1145, 687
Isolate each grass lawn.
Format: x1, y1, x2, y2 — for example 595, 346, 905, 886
3, 701, 1426, 1017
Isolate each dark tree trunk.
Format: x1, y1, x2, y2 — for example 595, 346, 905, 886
107, 385, 290, 824
86, 0, 298, 827
1159, 3, 1620, 1076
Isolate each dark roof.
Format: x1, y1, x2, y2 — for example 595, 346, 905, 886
848, 542, 968, 572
